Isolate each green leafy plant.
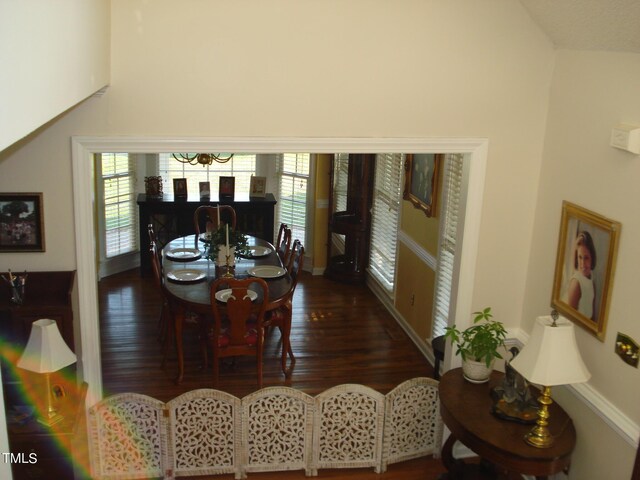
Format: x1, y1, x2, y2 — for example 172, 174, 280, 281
443, 307, 507, 367
205, 225, 250, 259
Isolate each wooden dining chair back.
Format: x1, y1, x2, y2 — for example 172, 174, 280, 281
209, 277, 269, 388
265, 239, 304, 377
275, 223, 292, 266
194, 205, 237, 236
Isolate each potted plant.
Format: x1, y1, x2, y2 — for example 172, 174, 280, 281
206, 225, 250, 265
443, 307, 507, 383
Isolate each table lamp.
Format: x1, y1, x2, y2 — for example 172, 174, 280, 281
509, 312, 590, 448
17, 319, 77, 426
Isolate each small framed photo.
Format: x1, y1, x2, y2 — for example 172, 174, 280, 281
199, 181, 211, 199
551, 201, 621, 341
219, 176, 235, 199
0, 193, 45, 252
403, 154, 442, 217
173, 178, 188, 198
249, 176, 267, 198
144, 176, 163, 197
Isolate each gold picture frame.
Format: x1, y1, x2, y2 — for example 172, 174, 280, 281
403, 154, 442, 217
551, 201, 621, 341
0, 193, 46, 252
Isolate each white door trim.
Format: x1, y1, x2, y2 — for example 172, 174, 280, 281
71, 136, 488, 404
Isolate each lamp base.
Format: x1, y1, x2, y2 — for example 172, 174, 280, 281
525, 385, 554, 448
524, 426, 554, 448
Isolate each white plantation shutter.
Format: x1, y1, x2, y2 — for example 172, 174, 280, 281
369, 153, 404, 291
102, 153, 137, 258
432, 153, 464, 338
158, 154, 256, 196
278, 154, 310, 243
333, 153, 350, 214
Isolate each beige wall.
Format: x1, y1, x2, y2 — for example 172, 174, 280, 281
0, 0, 110, 151
523, 50, 640, 479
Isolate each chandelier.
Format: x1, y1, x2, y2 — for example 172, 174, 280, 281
172, 153, 234, 166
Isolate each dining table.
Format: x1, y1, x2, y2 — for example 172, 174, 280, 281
161, 234, 293, 384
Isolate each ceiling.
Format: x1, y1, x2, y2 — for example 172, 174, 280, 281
519, 0, 640, 53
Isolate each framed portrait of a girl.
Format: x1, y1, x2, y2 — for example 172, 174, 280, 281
551, 201, 621, 341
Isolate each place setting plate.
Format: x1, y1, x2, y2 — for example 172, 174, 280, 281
166, 248, 202, 262
166, 269, 206, 283
238, 246, 273, 259
215, 288, 258, 303
247, 265, 286, 279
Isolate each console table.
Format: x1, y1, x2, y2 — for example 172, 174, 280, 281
137, 193, 276, 275
438, 368, 576, 480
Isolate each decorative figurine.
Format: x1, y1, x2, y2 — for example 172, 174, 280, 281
491, 346, 539, 424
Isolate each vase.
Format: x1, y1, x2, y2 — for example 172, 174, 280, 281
216, 246, 236, 267
462, 358, 495, 384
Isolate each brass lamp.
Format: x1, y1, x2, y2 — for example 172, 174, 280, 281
17, 319, 77, 426
509, 312, 590, 448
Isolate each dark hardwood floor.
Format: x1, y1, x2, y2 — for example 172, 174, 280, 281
98, 269, 447, 479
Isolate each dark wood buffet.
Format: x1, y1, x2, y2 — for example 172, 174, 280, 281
137, 193, 277, 275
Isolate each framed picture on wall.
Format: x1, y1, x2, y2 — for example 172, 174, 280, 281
551, 201, 621, 341
249, 176, 267, 198
219, 176, 235, 199
403, 154, 442, 217
173, 178, 188, 198
0, 193, 45, 252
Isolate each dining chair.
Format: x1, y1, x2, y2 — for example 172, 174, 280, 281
275, 223, 292, 266
209, 276, 269, 388
150, 241, 207, 370
193, 205, 237, 237
265, 239, 304, 377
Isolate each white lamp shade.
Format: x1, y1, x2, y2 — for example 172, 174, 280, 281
17, 319, 77, 373
510, 315, 591, 386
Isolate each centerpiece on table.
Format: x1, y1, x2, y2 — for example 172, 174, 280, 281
205, 224, 250, 267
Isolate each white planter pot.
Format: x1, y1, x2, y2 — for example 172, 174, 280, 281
462, 358, 495, 384
216, 246, 236, 267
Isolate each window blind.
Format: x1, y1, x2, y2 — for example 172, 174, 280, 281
158, 154, 256, 197
432, 153, 464, 338
332, 153, 349, 214
278, 153, 310, 244
102, 153, 137, 258
369, 153, 404, 292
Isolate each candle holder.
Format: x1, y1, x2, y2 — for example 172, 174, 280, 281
222, 254, 235, 278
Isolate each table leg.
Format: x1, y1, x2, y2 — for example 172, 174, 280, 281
173, 306, 185, 385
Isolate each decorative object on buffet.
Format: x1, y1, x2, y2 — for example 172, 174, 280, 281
0, 192, 46, 252
17, 319, 77, 426
219, 176, 235, 199
443, 307, 507, 383
250, 176, 267, 198
509, 311, 591, 448
2, 269, 27, 305
144, 176, 163, 197
173, 178, 188, 199
199, 181, 211, 199
172, 153, 234, 166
